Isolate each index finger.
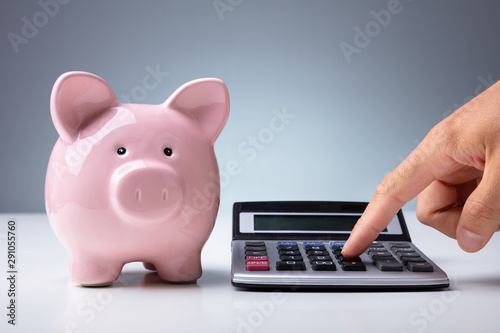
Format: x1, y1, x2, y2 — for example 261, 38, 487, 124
341, 144, 438, 258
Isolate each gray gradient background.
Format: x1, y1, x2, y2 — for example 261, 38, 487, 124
1, 0, 500, 215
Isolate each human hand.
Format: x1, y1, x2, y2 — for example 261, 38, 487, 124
342, 79, 500, 258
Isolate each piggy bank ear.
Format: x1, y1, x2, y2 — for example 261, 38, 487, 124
165, 78, 230, 143
50, 71, 119, 143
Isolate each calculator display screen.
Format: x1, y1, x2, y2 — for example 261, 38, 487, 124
254, 214, 361, 232
236, 202, 403, 236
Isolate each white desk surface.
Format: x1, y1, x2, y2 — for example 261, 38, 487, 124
1, 210, 499, 333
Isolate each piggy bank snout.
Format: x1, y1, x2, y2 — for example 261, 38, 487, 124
112, 165, 185, 224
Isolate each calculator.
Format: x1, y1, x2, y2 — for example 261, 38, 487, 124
231, 201, 449, 290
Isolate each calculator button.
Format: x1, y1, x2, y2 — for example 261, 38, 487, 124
333, 249, 346, 256
280, 255, 303, 261
311, 261, 336, 271
245, 241, 266, 247
309, 255, 332, 262
246, 261, 270, 271
245, 246, 267, 251
330, 242, 345, 250
371, 254, 395, 262
367, 246, 386, 252
278, 250, 301, 256
277, 245, 299, 251
277, 241, 298, 246
340, 260, 366, 271
395, 251, 417, 257
276, 261, 306, 271
332, 249, 343, 256
303, 241, 325, 248
307, 250, 329, 256
246, 255, 268, 261
336, 254, 362, 262
398, 253, 421, 260
391, 243, 411, 249
395, 248, 416, 254
374, 258, 403, 271
369, 243, 385, 248
246, 251, 267, 256
368, 251, 392, 257
304, 245, 327, 251
401, 257, 426, 265
407, 262, 434, 272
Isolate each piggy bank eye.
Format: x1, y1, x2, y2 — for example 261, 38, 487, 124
117, 147, 127, 156
163, 147, 173, 156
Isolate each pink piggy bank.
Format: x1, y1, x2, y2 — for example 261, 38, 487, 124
45, 71, 229, 286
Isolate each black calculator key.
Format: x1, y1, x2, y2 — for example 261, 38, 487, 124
398, 253, 421, 259
304, 245, 327, 251
369, 243, 385, 248
340, 260, 366, 271
396, 250, 417, 257
277, 244, 299, 251
407, 262, 434, 272
311, 261, 336, 271
367, 246, 386, 252
391, 243, 411, 249
245, 241, 266, 247
279, 250, 301, 256
332, 249, 343, 256
395, 248, 416, 254
307, 250, 329, 256
336, 255, 362, 262
401, 257, 427, 265
280, 255, 303, 261
374, 258, 404, 271
276, 261, 306, 271
309, 255, 332, 262
368, 251, 392, 257
246, 251, 267, 256
371, 254, 396, 262
245, 246, 266, 251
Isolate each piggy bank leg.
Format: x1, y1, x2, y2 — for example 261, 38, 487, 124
153, 252, 202, 283
69, 255, 124, 287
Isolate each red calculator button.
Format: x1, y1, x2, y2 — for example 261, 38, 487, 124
246, 255, 268, 261
246, 261, 270, 271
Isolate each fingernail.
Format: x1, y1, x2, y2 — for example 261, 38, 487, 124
458, 229, 485, 252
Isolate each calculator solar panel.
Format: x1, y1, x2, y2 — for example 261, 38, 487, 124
231, 201, 449, 290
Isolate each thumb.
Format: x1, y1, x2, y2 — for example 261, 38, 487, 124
457, 159, 500, 252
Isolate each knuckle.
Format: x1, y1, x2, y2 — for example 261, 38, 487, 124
464, 198, 497, 227
415, 196, 428, 222
415, 207, 431, 226
427, 122, 457, 156
374, 178, 392, 197
415, 204, 438, 228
